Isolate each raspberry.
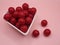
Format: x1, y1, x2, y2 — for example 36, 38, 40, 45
13, 11, 18, 18
18, 18, 25, 25
4, 14, 12, 21
25, 17, 32, 25
28, 14, 34, 19
43, 29, 51, 37
28, 7, 36, 15
41, 20, 48, 27
15, 22, 20, 28
23, 10, 29, 17
20, 25, 28, 33
22, 3, 29, 10
32, 30, 39, 37
18, 12, 25, 18
8, 7, 15, 14
10, 18, 17, 25
16, 7, 22, 12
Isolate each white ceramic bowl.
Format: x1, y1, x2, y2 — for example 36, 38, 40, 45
4, 13, 36, 35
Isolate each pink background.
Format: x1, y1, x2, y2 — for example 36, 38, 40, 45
0, 0, 60, 45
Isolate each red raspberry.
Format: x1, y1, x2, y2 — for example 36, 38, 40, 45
4, 14, 12, 21
23, 10, 29, 17
32, 30, 39, 37
28, 7, 36, 15
16, 7, 22, 12
10, 18, 17, 25
25, 17, 32, 25
18, 18, 25, 25
22, 3, 29, 10
43, 29, 51, 37
18, 12, 25, 18
8, 7, 15, 14
41, 20, 48, 27
20, 25, 28, 33
28, 14, 34, 19
15, 22, 20, 29
13, 11, 18, 18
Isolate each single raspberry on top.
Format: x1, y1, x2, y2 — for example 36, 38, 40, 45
22, 3, 29, 10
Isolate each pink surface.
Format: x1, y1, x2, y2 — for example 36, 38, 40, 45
0, 0, 60, 45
